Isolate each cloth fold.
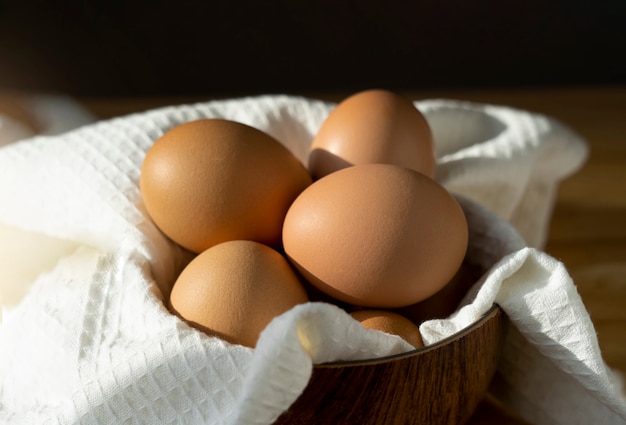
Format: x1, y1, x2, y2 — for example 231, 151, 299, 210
0, 94, 623, 425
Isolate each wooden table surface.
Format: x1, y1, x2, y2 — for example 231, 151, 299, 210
55, 86, 626, 424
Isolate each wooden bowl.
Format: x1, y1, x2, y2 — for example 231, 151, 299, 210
274, 304, 507, 425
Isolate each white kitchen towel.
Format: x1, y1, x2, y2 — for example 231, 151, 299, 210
0, 94, 95, 317
0, 94, 623, 425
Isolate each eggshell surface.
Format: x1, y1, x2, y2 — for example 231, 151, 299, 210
282, 163, 468, 308
308, 89, 435, 180
140, 118, 312, 253
350, 310, 424, 349
168, 240, 309, 348
392, 261, 480, 325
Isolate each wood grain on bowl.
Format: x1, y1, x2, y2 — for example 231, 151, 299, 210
274, 306, 507, 425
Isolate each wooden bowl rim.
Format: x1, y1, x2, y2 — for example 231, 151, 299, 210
316, 303, 502, 368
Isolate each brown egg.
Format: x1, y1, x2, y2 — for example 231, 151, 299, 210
282, 163, 468, 308
299, 279, 355, 312
140, 118, 312, 253
168, 240, 309, 348
392, 261, 480, 325
350, 310, 424, 349
308, 89, 435, 180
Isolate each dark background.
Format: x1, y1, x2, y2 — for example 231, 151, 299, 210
1, 0, 625, 98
